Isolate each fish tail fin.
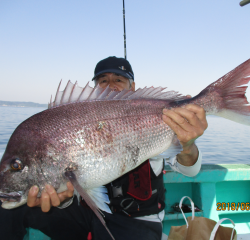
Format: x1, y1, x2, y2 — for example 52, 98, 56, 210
194, 59, 250, 125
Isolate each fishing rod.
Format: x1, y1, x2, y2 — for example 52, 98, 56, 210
121, 0, 248, 58
240, 0, 250, 6
123, 0, 127, 59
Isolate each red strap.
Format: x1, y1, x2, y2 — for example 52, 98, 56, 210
127, 160, 152, 201
87, 232, 92, 240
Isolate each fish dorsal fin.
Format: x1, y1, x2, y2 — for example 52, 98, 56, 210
48, 80, 187, 109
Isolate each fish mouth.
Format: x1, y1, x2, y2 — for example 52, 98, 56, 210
0, 192, 22, 203
0, 191, 27, 209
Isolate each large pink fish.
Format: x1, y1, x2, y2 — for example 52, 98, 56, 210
0, 59, 250, 239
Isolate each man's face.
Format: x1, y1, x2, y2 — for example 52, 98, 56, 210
95, 73, 135, 91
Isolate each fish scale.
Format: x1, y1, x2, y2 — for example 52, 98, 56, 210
15, 99, 170, 190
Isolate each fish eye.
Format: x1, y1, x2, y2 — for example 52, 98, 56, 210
10, 158, 23, 171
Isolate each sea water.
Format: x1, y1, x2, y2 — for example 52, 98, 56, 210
0, 106, 250, 164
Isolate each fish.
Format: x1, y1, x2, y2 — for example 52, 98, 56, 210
1, 59, 250, 239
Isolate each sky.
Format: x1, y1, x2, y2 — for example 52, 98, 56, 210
0, 0, 250, 104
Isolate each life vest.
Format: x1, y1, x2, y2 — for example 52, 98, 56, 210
105, 160, 166, 217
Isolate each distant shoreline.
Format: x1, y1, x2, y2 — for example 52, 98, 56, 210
0, 100, 47, 108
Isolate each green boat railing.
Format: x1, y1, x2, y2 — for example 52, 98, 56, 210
163, 164, 250, 236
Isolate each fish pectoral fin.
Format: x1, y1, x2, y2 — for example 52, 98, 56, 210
64, 171, 115, 240
86, 186, 111, 213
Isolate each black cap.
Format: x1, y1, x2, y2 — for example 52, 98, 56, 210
92, 56, 134, 81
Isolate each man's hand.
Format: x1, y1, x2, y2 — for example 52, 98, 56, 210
162, 104, 208, 166
27, 182, 74, 212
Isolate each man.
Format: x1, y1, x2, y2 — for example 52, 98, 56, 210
1, 57, 207, 240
